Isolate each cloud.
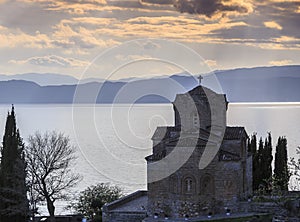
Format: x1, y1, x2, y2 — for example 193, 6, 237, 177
264, 21, 282, 30
173, 0, 253, 17
0, 28, 52, 48
20, 0, 108, 15
269, 59, 293, 66
52, 21, 120, 51
10, 55, 89, 67
0, 25, 7, 31
21, 0, 176, 15
140, 0, 173, 5
115, 54, 152, 62
143, 41, 161, 50
205, 59, 218, 67
273, 36, 300, 43
22, 0, 107, 4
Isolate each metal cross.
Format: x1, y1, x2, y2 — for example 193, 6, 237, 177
198, 75, 203, 85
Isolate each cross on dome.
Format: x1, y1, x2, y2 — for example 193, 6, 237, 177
198, 75, 203, 85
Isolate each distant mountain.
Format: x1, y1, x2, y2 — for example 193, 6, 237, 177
0, 73, 104, 86
0, 65, 299, 103
214, 65, 300, 102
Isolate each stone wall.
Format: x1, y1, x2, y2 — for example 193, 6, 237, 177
104, 211, 147, 222
147, 141, 252, 218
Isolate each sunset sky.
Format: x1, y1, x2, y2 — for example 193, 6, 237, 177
0, 0, 300, 79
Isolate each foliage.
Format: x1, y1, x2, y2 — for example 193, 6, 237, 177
73, 183, 123, 221
249, 134, 260, 190
248, 132, 273, 193
262, 132, 273, 190
252, 133, 290, 192
0, 106, 28, 222
25, 131, 81, 221
274, 136, 290, 191
250, 133, 273, 192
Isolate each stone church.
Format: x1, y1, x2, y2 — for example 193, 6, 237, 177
103, 84, 252, 221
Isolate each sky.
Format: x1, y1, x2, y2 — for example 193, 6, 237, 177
0, 0, 300, 80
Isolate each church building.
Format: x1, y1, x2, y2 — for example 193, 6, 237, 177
146, 83, 252, 218
103, 83, 252, 221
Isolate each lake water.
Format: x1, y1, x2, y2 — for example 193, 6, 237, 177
0, 103, 300, 214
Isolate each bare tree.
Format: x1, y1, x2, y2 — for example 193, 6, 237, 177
289, 146, 300, 190
26, 131, 81, 221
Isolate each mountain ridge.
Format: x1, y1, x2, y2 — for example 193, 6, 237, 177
1, 65, 300, 103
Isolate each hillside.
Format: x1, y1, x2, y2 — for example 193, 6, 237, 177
0, 66, 299, 103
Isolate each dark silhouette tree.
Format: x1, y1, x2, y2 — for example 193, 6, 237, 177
274, 136, 290, 191
0, 105, 28, 222
249, 133, 260, 190
248, 133, 257, 154
257, 137, 264, 189
251, 133, 273, 191
26, 131, 81, 222
73, 183, 123, 222
262, 132, 273, 191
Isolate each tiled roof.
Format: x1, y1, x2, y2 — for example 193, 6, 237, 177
152, 126, 247, 142
165, 137, 213, 147
105, 190, 148, 212
188, 85, 216, 97
223, 127, 247, 140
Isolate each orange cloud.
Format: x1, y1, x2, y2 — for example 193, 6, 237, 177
264, 21, 282, 30
246, 42, 300, 50
48, 15, 249, 51
0, 28, 51, 48
52, 20, 120, 52
269, 59, 293, 66
205, 60, 218, 68
20, 0, 107, 14
273, 36, 299, 42
1, 0, 298, 54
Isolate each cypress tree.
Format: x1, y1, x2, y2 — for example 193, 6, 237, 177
262, 132, 273, 191
249, 133, 257, 154
249, 134, 260, 191
274, 136, 289, 191
257, 137, 264, 189
0, 105, 28, 222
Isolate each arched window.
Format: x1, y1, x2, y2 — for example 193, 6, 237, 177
200, 174, 215, 196
186, 178, 192, 192
182, 176, 196, 194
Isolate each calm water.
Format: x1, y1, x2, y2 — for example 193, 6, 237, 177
0, 103, 299, 214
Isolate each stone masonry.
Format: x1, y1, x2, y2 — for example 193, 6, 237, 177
146, 85, 252, 219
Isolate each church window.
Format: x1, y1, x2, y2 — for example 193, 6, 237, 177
187, 179, 192, 191
200, 174, 215, 196
183, 176, 195, 194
